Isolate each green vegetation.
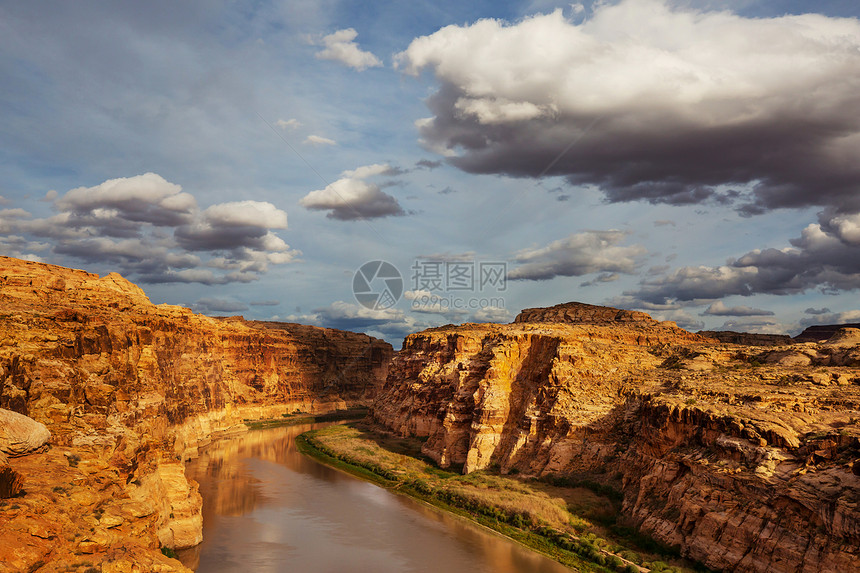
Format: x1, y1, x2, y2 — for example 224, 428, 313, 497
299, 422, 705, 573
160, 546, 178, 559
243, 407, 369, 430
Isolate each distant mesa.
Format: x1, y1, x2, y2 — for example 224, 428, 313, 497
513, 301, 657, 326
698, 331, 793, 347
793, 323, 860, 343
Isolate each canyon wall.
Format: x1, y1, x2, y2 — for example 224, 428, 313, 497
371, 304, 860, 572
0, 256, 392, 572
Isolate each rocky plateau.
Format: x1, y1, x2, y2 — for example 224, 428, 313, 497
372, 302, 860, 572
0, 256, 392, 572
3, 258, 860, 573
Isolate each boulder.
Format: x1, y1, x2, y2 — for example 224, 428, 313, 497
0, 408, 51, 457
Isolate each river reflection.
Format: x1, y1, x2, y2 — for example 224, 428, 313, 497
176, 423, 572, 573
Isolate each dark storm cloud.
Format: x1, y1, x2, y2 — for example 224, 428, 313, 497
399, 2, 860, 214
627, 211, 860, 305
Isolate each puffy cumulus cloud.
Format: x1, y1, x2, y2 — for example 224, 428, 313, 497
299, 163, 405, 220
818, 208, 860, 245
56, 173, 196, 230
508, 230, 646, 281
0, 174, 298, 284
176, 201, 289, 251
398, 2, 860, 213
303, 135, 337, 146
628, 210, 860, 305
315, 28, 382, 71
702, 301, 774, 317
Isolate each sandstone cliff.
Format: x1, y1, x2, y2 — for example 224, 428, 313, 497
371, 305, 860, 572
0, 256, 392, 572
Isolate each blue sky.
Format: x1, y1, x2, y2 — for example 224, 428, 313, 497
2, 0, 860, 345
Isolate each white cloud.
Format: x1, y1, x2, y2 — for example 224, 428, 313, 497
299, 163, 405, 220
315, 28, 382, 71
275, 118, 301, 130
2, 174, 297, 284
201, 201, 288, 229
397, 1, 860, 213
304, 134, 337, 146
341, 163, 397, 179
56, 172, 197, 227
508, 230, 646, 280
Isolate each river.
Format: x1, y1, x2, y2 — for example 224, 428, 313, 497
175, 423, 573, 573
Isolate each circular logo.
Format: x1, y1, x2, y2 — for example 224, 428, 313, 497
353, 260, 403, 310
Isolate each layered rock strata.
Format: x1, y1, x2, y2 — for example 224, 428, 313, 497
371, 307, 860, 572
0, 256, 391, 571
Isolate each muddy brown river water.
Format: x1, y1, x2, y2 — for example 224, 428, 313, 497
175, 423, 573, 573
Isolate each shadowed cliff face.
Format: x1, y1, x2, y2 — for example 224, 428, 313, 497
0, 256, 392, 571
371, 309, 860, 573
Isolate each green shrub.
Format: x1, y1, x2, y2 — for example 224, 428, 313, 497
161, 546, 178, 559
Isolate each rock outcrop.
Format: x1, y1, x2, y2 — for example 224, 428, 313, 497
0, 256, 392, 571
794, 323, 860, 343
372, 304, 860, 573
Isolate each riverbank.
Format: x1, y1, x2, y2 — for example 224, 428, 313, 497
243, 407, 370, 430
298, 422, 707, 573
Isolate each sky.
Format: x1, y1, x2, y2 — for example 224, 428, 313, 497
2, 0, 860, 346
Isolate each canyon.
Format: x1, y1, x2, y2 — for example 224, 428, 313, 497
371, 302, 860, 572
0, 256, 391, 572
2, 259, 859, 572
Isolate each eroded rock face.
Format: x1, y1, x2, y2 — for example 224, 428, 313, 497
0, 256, 392, 571
372, 309, 860, 573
